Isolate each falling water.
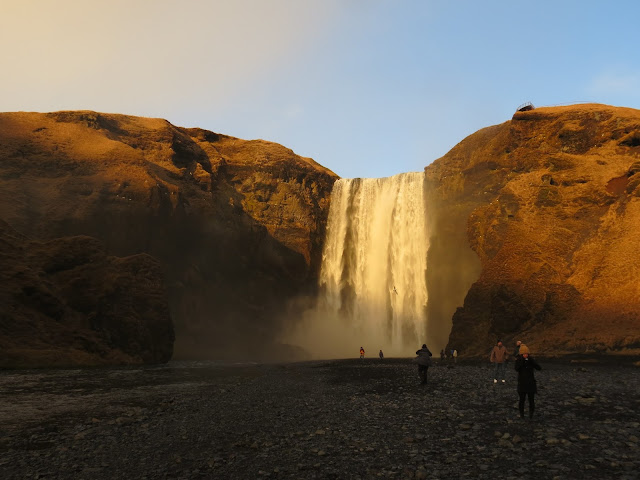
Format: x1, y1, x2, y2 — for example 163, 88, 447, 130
307, 172, 430, 357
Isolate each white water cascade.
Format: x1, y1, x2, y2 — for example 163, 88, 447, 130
288, 172, 431, 359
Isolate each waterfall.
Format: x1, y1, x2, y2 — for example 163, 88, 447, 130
288, 172, 430, 359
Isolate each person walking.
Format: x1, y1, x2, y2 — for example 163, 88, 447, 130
415, 344, 433, 384
359, 347, 365, 359
379, 349, 384, 360
514, 344, 542, 419
490, 340, 509, 383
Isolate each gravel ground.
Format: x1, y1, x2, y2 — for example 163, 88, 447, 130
0, 358, 639, 479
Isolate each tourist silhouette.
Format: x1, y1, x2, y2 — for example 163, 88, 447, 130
415, 344, 433, 384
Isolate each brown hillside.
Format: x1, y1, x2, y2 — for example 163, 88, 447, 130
0, 220, 173, 367
0, 111, 337, 362
426, 104, 640, 357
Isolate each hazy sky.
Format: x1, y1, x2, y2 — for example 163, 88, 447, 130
3, 0, 640, 178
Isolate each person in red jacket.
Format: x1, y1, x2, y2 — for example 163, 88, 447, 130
490, 340, 509, 383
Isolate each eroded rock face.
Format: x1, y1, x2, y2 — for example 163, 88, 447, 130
426, 104, 640, 356
0, 111, 337, 362
0, 220, 173, 367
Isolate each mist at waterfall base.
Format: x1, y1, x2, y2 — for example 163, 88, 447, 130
283, 172, 452, 359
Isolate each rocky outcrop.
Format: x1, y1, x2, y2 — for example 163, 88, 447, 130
0, 111, 337, 362
426, 104, 640, 357
0, 220, 173, 368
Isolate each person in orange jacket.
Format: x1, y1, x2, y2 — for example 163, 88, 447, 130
359, 347, 365, 359
490, 340, 509, 383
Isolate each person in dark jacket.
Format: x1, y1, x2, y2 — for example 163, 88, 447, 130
514, 344, 542, 419
415, 344, 432, 384
513, 340, 522, 358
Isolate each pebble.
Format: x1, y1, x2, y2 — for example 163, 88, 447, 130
1, 359, 638, 479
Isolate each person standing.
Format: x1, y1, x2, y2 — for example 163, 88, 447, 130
513, 340, 522, 359
490, 340, 509, 383
415, 344, 433, 384
359, 347, 365, 359
514, 345, 542, 419
453, 349, 458, 364
379, 349, 384, 360
440, 349, 446, 361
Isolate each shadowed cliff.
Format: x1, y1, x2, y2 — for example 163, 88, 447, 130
0, 220, 173, 367
0, 111, 337, 363
426, 104, 640, 357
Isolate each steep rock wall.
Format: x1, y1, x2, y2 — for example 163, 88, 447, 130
0, 111, 337, 361
426, 104, 640, 356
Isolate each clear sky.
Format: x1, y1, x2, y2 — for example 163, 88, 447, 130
2, 0, 640, 179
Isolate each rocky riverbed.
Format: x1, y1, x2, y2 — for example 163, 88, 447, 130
1, 358, 639, 479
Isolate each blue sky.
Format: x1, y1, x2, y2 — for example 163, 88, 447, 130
2, 0, 640, 178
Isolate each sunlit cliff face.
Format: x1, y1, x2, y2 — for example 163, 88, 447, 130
430, 104, 640, 356
0, 111, 339, 363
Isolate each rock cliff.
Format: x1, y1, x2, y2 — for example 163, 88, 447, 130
0, 111, 337, 363
426, 104, 640, 357
5, 104, 638, 363
0, 220, 173, 367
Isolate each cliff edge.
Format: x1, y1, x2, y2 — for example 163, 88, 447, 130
426, 104, 640, 356
0, 111, 337, 363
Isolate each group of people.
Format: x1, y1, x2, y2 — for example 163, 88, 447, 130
361, 339, 542, 420
358, 347, 385, 360
490, 339, 542, 419
439, 349, 458, 362
412, 339, 542, 419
